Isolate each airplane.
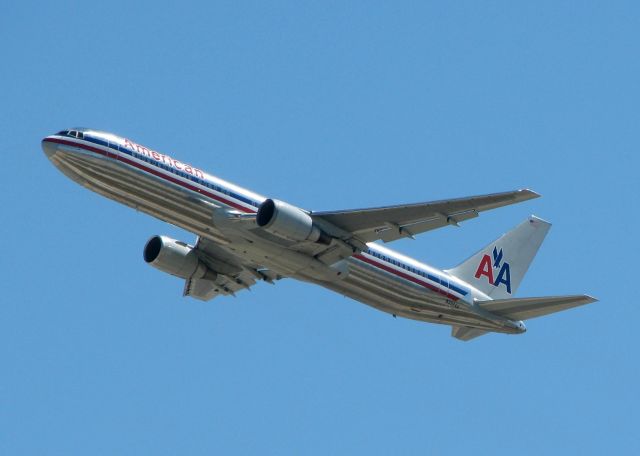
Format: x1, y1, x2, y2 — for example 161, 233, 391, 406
42, 128, 596, 341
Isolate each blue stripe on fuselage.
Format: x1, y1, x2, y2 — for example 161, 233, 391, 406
83, 133, 261, 210
363, 248, 469, 297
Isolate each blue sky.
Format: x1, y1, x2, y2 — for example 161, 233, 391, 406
2, 1, 638, 454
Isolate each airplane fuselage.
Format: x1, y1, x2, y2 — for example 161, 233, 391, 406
43, 129, 526, 335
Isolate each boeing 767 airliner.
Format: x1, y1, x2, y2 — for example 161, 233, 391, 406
43, 128, 596, 340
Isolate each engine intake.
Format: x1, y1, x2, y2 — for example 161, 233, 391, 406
143, 235, 216, 280
256, 199, 330, 244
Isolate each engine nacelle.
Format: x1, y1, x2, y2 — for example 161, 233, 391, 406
143, 235, 216, 280
256, 199, 330, 244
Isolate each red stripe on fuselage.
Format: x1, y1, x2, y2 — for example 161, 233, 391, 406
354, 253, 459, 301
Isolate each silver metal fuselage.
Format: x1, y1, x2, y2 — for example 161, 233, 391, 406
43, 129, 524, 334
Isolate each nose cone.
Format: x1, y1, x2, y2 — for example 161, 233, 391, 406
42, 137, 58, 159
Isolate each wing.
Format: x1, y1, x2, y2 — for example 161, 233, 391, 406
183, 236, 282, 301
312, 189, 539, 243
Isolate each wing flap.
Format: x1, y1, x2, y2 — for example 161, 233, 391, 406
182, 236, 283, 301
184, 277, 222, 301
376, 210, 479, 242
183, 268, 260, 301
478, 295, 597, 321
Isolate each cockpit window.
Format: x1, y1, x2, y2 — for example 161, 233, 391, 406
55, 129, 86, 139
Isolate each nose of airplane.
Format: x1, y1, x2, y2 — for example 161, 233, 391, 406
42, 138, 58, 158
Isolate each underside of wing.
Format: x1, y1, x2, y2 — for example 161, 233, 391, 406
184, 236, 282, 301
312, 189, 539, 243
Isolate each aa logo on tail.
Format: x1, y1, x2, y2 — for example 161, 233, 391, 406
474, 247, 512, 294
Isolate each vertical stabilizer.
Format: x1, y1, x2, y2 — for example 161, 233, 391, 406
446, 216, 551, 299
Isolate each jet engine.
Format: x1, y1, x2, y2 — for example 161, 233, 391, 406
143, 235, 217, 280
256, 199, 331, 244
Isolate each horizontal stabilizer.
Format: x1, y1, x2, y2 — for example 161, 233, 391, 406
478, 295, 597, 321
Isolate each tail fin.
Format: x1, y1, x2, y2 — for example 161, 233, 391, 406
446, 215, 551, 299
